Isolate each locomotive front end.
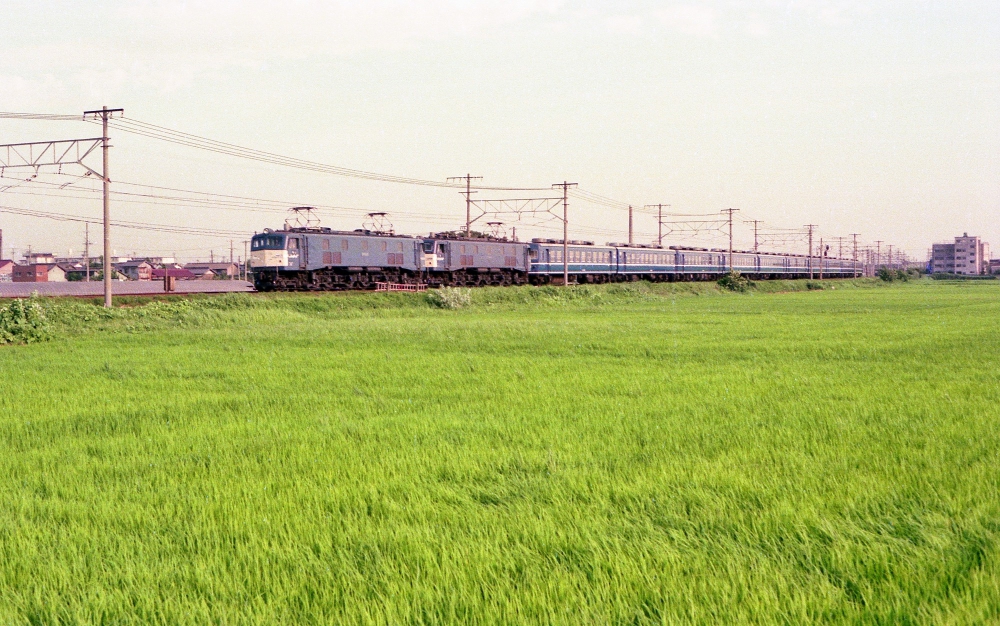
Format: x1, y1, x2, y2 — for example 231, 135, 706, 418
250, 232, 289, 268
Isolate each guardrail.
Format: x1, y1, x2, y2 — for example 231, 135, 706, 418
375, 282, 427, 292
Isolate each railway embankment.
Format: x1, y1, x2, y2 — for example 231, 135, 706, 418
1, 277, 911, 345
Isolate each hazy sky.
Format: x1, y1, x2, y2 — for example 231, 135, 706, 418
1, 0, 997, 261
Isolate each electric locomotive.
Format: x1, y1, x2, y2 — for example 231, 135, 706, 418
249, 228, 530, 291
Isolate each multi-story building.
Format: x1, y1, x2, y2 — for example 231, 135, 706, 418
931, 234, 990, 275
23, 252, 56, 264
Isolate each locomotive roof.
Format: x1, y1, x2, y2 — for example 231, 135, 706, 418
262, 227, 420, 239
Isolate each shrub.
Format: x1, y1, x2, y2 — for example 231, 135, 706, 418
427, 287, 472, 310
0, 295, 51, 345
718, 270, 752, 293
805, 281, 825, 291
878, 267, 911, 282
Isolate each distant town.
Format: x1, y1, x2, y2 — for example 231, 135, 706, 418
0, 250, 246, 284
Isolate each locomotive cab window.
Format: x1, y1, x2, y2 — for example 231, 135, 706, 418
252, 235, 285, 250
287, 238, 299, 250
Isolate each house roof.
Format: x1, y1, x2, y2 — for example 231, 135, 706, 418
184, 263, 236, 270
151, 268, 196, 278
16, 263, 62, 271
0, 259, 15, 269
114, 260, 153, 268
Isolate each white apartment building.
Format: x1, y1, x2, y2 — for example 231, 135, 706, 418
931, 233, 990, 275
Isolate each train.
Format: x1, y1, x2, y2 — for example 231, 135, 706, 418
249, 225, 861, 291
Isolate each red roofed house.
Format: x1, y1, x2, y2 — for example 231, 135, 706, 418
184, 262, 237, 279
151, 268, 197, 280
12, 263, 66, 283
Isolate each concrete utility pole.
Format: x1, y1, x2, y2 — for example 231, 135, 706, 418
230, 240, 234, 264
83, 106, 124, 307
0, 228, 3, 260
722, 208, 739, 271
645, 204, 670, 247
874, 240, 883, 270
887, 244, 893, 270
84, 223, 91, 281
552, 181, 578, 286
242, 240, 249, 280
819, 238, 824, 279
850, 233, 860, 278
447, 174, 482, 237
628, 205, 634, 246
750, 219, 761, 253
805, 224, 817, 279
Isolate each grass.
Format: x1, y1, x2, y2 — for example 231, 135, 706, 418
1, 279, 998, 624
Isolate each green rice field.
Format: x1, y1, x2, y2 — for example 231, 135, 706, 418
1, 279, 998, 624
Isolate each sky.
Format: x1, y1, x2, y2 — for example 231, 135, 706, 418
0, 0, 997, 262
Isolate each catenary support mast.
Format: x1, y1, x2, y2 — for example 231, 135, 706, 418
84, 106, 123, 307
447, 174, 482, 237
722, 208, 739, 271
552, 181, 577, 286
805, 224, 817, 279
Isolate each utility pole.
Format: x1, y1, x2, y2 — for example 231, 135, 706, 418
874, 240, 883, 270
628, 205, 634, 245
0, 228, 3, 260
83, 106, 123, 307
887, 244, 893, 270
750, 220, 761, 253
210, 250, 214, 263
850, 233, 860, 278
805, 224, 817, 279
242, 240, 249, 281
84, 223, 91, 282
721, 208, 739, 271
645, 204, 670, 247
552, 181, 578, 286
819, 238, 824, 279
82, 106, 124, 307
447, 174, 482, 238
230, 240, 234, 264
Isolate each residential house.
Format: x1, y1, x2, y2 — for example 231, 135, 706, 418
183, 262, 237, 279
0, 259, 14, 283
114, 260, 154, 281
151, 268, 197, 280
12, 263, 66, 283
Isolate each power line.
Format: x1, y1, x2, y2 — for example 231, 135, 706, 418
0, 204, 248, 237
101, 116, 549, 191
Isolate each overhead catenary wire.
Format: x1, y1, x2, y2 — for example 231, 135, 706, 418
1, 112, 905, 259
0, 204, 248, 238
97, 116, 551, 192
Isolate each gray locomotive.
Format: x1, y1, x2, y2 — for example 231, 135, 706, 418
250, 226, 859, 291
250, 227, 529, 291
